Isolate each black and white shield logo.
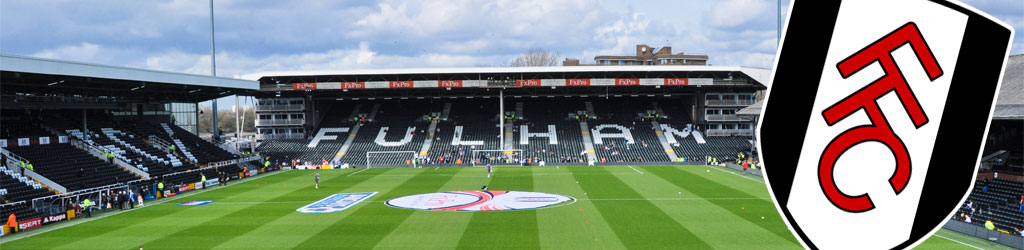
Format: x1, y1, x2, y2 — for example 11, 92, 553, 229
758, 0, 1014, 249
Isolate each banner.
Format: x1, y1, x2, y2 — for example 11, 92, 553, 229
689, 78, 714, 86
58, 136, 68, 144
297, 192, 377, 213
566, 79, 591, 86
614, 78, 640, 86
18, 217, 41, 231
389, 81, 414, 88
516, 79, 541, 87
292, 82, 317, 90
41, 213, 67, 225
663, 78, 689, 86
38, 137, 49, 145
340, 81, 366, 89
17, 138, 29, 146
204, 179, 220, 187
178, 184, 191, 193
438, 80, 463, 88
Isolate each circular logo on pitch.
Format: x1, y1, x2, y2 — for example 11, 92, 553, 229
386, 191, 574, 211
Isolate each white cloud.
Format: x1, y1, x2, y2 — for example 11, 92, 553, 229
705, 0, 773, 28
9, 0, 1019, 76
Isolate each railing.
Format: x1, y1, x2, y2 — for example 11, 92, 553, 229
255, 119, 305, 126
148, 135, 172, 151
207, 159, 240, 168
255, 104, 304, 111
705, 114, 746, 121
706, 129, 754, 137
255, 133, 306, 140
0, 200, 26, 209
0, 147, 30, 169
705, 99, 755, 106
70, 138, 150, 179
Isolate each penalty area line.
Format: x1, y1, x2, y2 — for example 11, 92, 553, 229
627, 165, 644, 174
347, 168, 370, 176
934, 234, 984, 250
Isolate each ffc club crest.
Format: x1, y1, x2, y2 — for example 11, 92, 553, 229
758, 0, 1013, 249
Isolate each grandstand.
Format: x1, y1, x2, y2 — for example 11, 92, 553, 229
945, 54, 1024, 248
243, 66, 768, 169
0, 54, 258, 234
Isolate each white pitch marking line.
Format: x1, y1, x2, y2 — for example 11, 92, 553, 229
347, 168, 370, 176
934, 234, 984, 250
705, 165, 763, 183
434, 167, 439, 170
627, 165, 644, 174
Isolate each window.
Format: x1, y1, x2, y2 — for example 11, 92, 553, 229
291, 128, 304, 134
722, 109, 736, 115
738, 124, 751, 130
725, 124, 737, 130
706, 109, 720, 115
259, 114, 271, 120
708, 124, 722, 129
705, 95, 720, 101
290, 114, 304, 120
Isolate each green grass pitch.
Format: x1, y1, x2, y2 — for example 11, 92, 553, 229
0, 165, 1008, 249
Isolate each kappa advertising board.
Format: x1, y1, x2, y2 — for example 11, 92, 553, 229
296, 192, 377, 214
386, 191, 575, 211
759, 0, 1013, 249
41, 213, 67, 225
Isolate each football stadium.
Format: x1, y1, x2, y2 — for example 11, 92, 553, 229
1, 1, 1022, 249
0, 53, 1020, 249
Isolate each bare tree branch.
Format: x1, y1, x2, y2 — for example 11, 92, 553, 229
507, 48, 561, 67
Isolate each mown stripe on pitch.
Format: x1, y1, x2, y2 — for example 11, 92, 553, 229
292, 167, 463, 249
456, 167, 540, 250
13, 171, 302, 250
642, 166, 799, 244
569, 167, 712, 249
136, 168, 392, 248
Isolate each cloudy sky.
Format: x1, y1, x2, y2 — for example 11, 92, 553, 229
2, 0, 1021, 109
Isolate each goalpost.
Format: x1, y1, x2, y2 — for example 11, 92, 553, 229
471, 149, 524, 167
366, 151, 418, 168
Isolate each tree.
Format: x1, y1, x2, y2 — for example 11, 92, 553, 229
507, 48, 561, 67
198, 106, 255, 135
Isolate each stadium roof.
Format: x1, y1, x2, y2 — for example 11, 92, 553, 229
736, 100, 763, 117
1, 54, 258, 104
239, 65, 772, 87
994, 54, 1023, 120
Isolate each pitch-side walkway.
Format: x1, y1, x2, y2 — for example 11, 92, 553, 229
0, 170, 287, 243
